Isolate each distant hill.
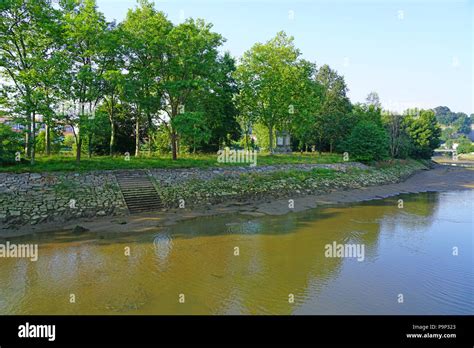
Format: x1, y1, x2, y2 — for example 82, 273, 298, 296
434, 106, 472, 135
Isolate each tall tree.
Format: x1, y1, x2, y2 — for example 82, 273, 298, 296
403, 109, 441, 159
121, 0, 171, 157
185, 52, 241, 152
315, 64, 352, 152
0, 0, 61, 164
235, 31, 308, 153
100, 22, 124, 155
159, 18, 224, 159
61, 0, 108, 162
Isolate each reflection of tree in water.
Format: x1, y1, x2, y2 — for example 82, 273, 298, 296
0, 193, 443, 315
158, 206, 390, 314
363, 192, 440, 233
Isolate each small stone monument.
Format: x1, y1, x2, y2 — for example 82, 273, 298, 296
275, 130, 292, 153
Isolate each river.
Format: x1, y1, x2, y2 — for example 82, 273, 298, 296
0, 190, 472, 315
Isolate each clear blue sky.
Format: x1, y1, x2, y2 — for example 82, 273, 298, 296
97, 0, 473, 114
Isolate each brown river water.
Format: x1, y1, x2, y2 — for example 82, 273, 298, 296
0, 190, 472, 315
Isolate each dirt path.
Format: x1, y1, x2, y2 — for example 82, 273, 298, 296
1, 165, 472, 238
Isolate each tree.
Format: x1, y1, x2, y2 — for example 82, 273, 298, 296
0, 123, 23, 164
172, 112, 211, 153
403, 109, 441, 159
456, 136, 474, 154
121, 1, 172, 157
160, 18, 224, 159
452, 113, 471, 134
366, 91, 381, 109
383, 112, 404, 158
434, 106, 456, 125
352, 103, 383, 126
81, 109, 110, 157
342, 121, 389, 162
315, 64, 352, 152
185, 52, 241, 152
0, 0, 62, 164
235, 31, 310, 153
61, 0, 108, 163
100, 23, 124, 156
289, 61, 324, 152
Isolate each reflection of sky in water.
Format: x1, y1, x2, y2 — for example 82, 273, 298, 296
153, 232, 173, 266
225, 220, 263, 235
0, 191, 472, 315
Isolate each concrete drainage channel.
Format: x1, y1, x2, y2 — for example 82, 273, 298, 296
115, 171, 163, 214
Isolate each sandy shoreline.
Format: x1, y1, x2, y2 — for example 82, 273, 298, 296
1, 164, 472, 238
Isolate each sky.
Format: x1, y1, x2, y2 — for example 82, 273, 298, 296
98, 0, 473, 114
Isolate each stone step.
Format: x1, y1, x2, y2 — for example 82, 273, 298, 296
115, 171, 162, 214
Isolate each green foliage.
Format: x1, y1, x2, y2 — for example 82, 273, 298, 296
455, 136, 474, 154
80, 111, 111, 156
452, 113, 471, 134
63, 134, 75, 150
184, 52, 241, 152
0, 123, 23, 164
0, 0, 467, 168
312, 65, 352, 152
403, 110, 441, 159
342, 121, 390, 162
235, 32, 316, 153
252, 122, 275, 151
172, 112, 211, 153
35, 129, 63, 154
352, 103, 383, 126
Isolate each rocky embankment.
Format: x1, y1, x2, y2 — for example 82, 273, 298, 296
0, 160, 428, 230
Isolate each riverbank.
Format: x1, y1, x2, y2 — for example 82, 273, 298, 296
0, 160, 412, 230
2, 161, 472, 238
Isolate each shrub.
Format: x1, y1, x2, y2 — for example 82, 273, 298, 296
0, 123, 23, 164
342, 121, 390, 162
456, 137, 474, 154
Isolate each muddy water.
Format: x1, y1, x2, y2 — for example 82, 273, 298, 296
0, 191, 472, 315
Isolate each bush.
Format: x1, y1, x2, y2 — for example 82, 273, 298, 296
0, 123, 23, 164
36, 129, 63, 154
342, 121, 390, 162
456, 137, 474, 154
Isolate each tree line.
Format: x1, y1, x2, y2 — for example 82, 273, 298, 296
1, 0, 446, 165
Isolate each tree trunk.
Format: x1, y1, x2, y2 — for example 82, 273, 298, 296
30, 111, 36, 165
171, 131, 177, 160
45, 121, 51, 156
268, 124, 274, 154
135, 115, 140, 157
329, 140, 333, 153
148, 112, 153, 157
25, 116, 31, 157
76, 137, 82, 163
109, 121, 115, 156
109, 98, 115, 156
88, 134, 93, 158
25, 132, 30, 157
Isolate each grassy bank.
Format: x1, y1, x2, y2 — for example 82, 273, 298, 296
0, 152, 343, 173
159, 159, 430, 208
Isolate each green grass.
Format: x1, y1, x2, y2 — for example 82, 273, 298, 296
0, 152, 344, 173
